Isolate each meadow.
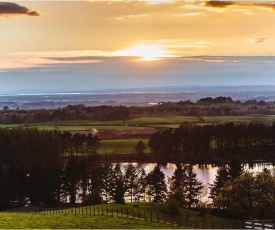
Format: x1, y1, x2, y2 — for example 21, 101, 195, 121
0, 213, 177, 229
98, 138, 150, 154
1, 203, 243, 229
17, 114, 275, 131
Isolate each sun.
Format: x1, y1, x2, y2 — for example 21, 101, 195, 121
114, 44, 169, 61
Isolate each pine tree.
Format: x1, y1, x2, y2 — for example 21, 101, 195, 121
183, 165, 203, 208
228, 159, 244, 179
169, 163, 187, 192
209, 165, 231, 200
147, 165, 167, 203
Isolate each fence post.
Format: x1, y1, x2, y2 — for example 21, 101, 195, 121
144, 210, 146, 221
157, 212, 159, 222
212, 218, 215, 229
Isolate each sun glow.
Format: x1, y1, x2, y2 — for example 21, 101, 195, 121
114, 44, 171, 61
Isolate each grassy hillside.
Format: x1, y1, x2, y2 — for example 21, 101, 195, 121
0, 203, 243, 229
0, 213, 177, 229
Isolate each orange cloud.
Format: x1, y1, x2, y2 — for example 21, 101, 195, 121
247, 37, 271, 43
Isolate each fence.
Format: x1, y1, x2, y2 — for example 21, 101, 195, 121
245, 220, 275, 229
3, 205, 243, 229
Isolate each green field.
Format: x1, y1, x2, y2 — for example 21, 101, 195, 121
126, 116, 200, 125
33, 115, 275, 131
0, 213, 176, 229
201, 115, 275, 124
33, 125, 145, 132
0, 203, 243, 229
98, 138, 150, 154
3, 115, 275, 132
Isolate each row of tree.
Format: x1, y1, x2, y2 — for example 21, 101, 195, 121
149, 122, 275, 162
3, 96, 275, 124
0, 127, 206, 210
0, 128, 100, 209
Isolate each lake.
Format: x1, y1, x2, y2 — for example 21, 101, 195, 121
144, 162, 275, 185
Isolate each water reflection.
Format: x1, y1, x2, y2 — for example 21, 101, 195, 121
142, 162, 275, 186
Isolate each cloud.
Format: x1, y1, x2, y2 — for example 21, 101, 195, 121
204, 1, 234, 8
172, 12, 202, 17
247, 37, 271, 43
1, 50, 105, 71
204, 1, 275, 11
0, 2, 40, 17
204, 1, 236, 8
115, 13, 147, 20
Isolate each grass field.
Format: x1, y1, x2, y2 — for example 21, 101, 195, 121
98, 138, 150, 154
3, 114, 275, 132
33, 125, 145, 132
0, 203, 243, 229
32, 115, 275, 131
0, 213, 177, 229
126, 116, 200, 125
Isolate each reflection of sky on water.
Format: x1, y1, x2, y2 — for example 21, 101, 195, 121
142, 162, 275, 186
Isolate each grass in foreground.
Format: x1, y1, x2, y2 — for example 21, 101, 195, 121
0, 213, 178, 229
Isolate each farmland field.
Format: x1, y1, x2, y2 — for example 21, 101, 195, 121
3, 115, 275, 132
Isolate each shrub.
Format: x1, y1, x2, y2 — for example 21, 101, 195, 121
82, 190, 102, 205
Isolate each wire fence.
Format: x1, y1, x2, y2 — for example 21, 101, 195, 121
2, 205, 244, 229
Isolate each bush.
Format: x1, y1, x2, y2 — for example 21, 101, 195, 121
165, 199, 180, 217
82, 190, 102, 205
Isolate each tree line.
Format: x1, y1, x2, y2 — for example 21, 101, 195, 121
0, 128, 205, 210
149, 122, 275, 162
3, 96, 275, 124
0, 128, 99, 209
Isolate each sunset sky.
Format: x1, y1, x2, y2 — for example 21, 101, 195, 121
1, 0, 275, 92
